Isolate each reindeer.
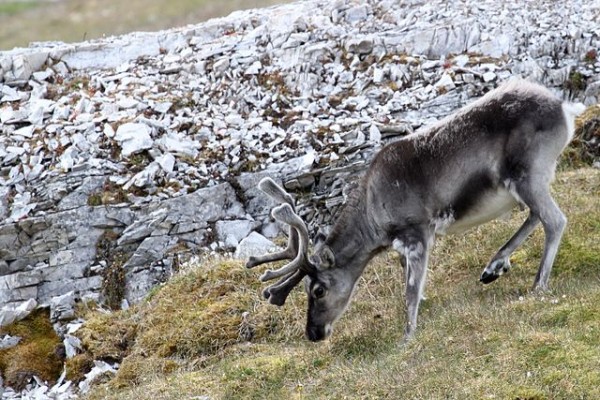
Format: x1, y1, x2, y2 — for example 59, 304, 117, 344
246, 79, 586, 342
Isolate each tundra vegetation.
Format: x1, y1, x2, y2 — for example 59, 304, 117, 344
0, 107, 600, 400
1, 117, 599, 398
75, 115, 600, 398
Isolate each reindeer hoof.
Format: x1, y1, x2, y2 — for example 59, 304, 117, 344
480, 257, 511, 284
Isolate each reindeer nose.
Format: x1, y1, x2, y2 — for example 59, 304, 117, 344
480, 270, 500, 284
306, 326, 326, 342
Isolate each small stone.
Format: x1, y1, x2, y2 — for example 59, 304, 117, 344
482, 71, 497, 82
216, 220, 255, 246
462, 73, 475, 83
454, 54, 470, 67
213, 58, 230, 74
153, 102, 172, 113
0, 335, 21, 350
32, 68, 54, 82
373, 67, 384, 83
12, 55, 33, 81
156, 153, 175, 173
369, 124, 381, 143
63, 334, 82, 358
434, 73, 455, 90
115, 122, 154, 157
0, 299, 37, 328
345, 37, 374, 54
234, 232, 278, 260
78, 361, 117, 394
50, 291, 77, 322
245, 60, 262, 75
345, 4, 369, 23
14, 125, 35, 138
103, 123, 115, 138
156, 133, 199, 158
117, 97, 139, 109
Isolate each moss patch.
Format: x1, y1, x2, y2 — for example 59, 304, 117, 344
65, 353, 94, 383
88, 180, 130, 206
0, 308, 64, 390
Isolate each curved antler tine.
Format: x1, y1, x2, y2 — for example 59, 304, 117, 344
258, 178, 296, 211
259, 250, 303, 281
257, 203, 316, 281
245, 178, 300, 269
271, 204, 308, 255
263, 269, 307, 306
246, 227, 298, 269
247, 177, 313, 306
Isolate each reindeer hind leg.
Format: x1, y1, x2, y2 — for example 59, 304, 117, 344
507, 164, 566, 291
480, 212, 540, 284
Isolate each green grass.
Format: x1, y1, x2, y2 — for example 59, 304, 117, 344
0, 0, 290, 50
75, 167, 600, 400
0, 1, 39, 16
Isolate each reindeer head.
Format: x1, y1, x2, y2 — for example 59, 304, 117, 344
246, 178, 359, 341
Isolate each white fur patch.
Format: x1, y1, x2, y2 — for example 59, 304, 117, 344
392, 239, 425, 287
433, 213, 455, 235
561, 102, 586, 143
445, 188, 518, 234
392, 238, 404, 254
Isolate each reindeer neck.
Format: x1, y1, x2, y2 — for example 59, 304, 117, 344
325, 185, 382, 275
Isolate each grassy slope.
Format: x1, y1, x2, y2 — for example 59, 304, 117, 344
80, 167, 600, 400
0, 0, 289, 50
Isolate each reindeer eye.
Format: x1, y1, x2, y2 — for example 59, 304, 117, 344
313, 286, 326, 298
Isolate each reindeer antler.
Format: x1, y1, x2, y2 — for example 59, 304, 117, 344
246, 178, 315, 306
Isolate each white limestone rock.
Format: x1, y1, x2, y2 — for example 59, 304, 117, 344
0, 299, 38, 328
78, 360, 117, 394
115, 122, 154, 157
215, 220, 256, 248
49, 291, 77, 322
156, 133, 199, 158
0, 334, 21, 350
234, 232, 278, 260
63, 334, 82, 358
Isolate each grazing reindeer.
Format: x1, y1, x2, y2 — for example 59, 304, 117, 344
246, 79, 585, 341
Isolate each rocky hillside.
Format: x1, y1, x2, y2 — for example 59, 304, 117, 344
1, 0, 599, 398
0, 0, 599, 337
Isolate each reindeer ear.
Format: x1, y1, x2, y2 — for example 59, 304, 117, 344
319, 246, 335, 269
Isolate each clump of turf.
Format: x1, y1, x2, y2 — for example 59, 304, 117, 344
561, 104, 600, 168
75, 259, 305, 390
0, 308, 64, 390
65, 353, 94, 383
134, 260, 303, 358
76, 309, 138, 362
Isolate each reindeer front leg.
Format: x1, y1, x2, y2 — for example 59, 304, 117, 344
393, 228, 434, 340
